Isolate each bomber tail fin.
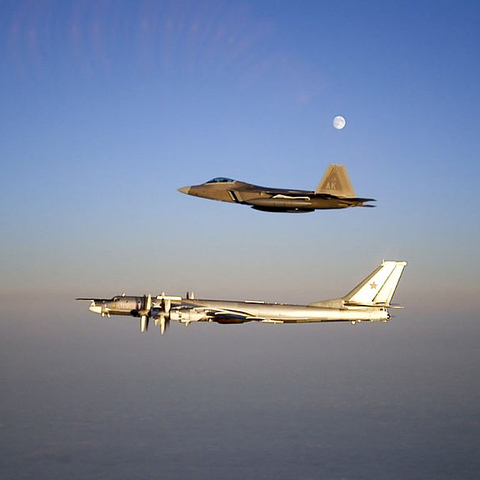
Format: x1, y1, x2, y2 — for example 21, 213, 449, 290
308, 261, 407, 309
315, 164, 355, 197
342, 261, 408, 307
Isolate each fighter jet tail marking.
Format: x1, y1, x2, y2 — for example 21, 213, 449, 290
315, 164, 356, 197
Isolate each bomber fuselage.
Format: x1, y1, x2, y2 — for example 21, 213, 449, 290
86, 296, 145, 316
178, 298, 390, 323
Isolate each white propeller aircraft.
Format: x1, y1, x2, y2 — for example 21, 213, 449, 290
77, 261, 407, 334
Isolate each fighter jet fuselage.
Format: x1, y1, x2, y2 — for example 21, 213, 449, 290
178, 165, 375, 213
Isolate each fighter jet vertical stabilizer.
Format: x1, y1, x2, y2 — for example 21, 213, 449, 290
315, 164, 355, 197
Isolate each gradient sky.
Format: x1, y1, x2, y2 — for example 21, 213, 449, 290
1, 0, 479, 314
2, 2, 480, 479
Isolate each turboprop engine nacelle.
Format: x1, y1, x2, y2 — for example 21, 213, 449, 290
170, 309, 205, 323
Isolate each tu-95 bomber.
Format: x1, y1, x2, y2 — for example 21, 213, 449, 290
77, 261, 407, 335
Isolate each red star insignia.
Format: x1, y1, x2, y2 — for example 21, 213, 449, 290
369, 281, 377, 289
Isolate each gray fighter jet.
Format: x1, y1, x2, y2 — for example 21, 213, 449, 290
178, 164, 375, 213
77, 261, 407, 334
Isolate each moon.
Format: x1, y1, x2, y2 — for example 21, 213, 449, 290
333, 115, 346, 130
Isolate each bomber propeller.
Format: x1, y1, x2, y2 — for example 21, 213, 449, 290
138, 294, 153, 332
154, 292, 182, 334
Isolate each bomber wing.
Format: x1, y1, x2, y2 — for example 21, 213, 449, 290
76, 297, 110, 302
170, 303, 264, 324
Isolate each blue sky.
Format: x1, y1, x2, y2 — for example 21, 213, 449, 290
1, 0, 479, 315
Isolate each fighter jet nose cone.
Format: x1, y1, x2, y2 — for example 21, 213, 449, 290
178, 186, 191, 195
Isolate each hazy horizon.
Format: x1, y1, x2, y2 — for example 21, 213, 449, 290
1, 1, 480, 478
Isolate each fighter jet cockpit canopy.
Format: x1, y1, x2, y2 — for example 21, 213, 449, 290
206, 177, 235, 184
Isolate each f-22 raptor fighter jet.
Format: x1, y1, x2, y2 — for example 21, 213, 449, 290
178, 164, 375, 213
77, 261, 407, 335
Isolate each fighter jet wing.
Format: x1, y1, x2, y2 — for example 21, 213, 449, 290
271, 194, 311, 201
262, 188, 314, 197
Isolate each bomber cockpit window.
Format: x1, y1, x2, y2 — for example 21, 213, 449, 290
206, 177, 234, 184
